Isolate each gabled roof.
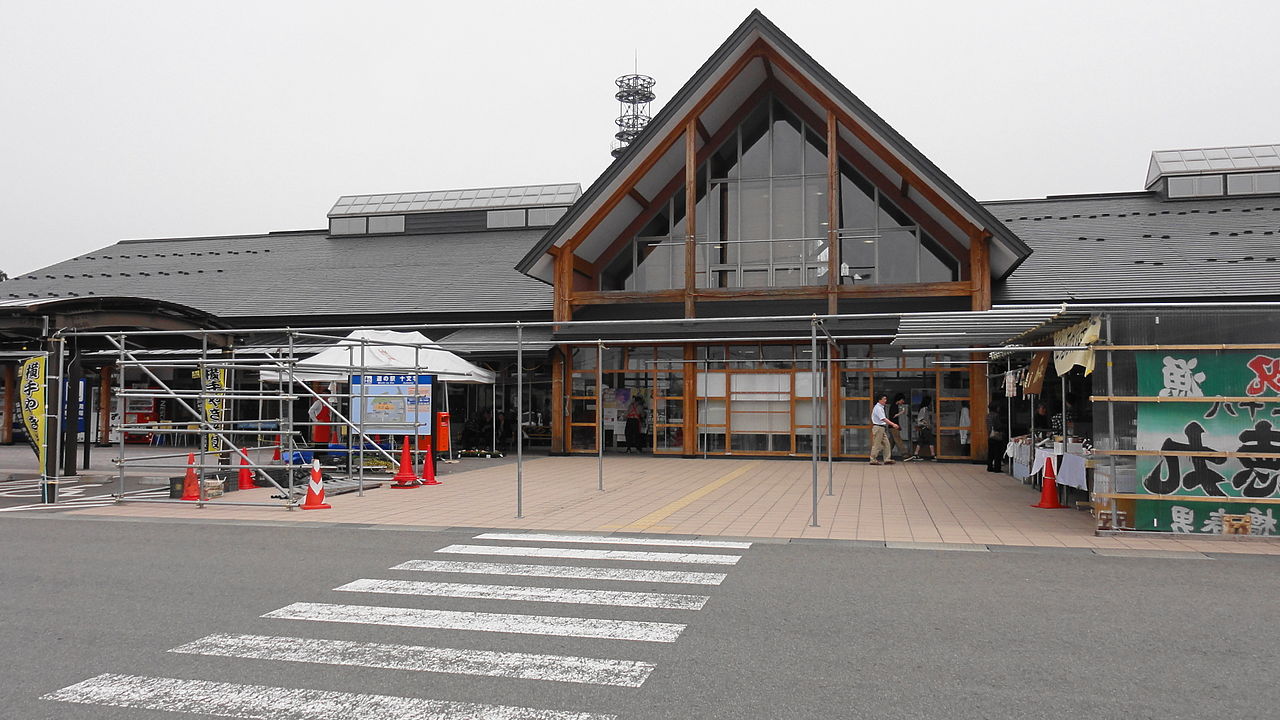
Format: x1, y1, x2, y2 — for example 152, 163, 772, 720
987, 192, 1280, 302
2, 228, 553, 321
517, 10, 1031, 282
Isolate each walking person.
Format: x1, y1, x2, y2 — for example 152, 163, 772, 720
869, 395, 898, 465
888, 394, 908, 460
986, 400, 1007, 472
910, 397, 935, 461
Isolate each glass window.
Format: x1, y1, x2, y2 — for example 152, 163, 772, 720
528, 207, 568, 226
1195, 175, 1224, 196
771, 100, 804, 176
486, 209, 526, 228
1166, 176, 1196, 198
330, 217, 367, 235
367, 215, 405, 234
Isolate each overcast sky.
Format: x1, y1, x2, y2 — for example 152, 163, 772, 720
3, 0, 1278, 276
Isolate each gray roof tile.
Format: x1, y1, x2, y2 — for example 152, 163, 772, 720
986, 192, 1280, 303
1, 228, 552, 319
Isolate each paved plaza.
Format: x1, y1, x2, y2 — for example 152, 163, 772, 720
4, 444, 1275, 556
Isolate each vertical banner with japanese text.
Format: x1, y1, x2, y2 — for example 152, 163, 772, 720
193, 367, 227, 454
18, 356, 46, 470
1135, 352, 1280, 535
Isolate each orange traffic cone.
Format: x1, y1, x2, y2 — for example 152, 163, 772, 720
236, 451, 255, 491
1032, 455, 1068, 509
299, 459, 331, 510
420, 449, 441, 486
271, 434, 282, 462
180, 453, 200, 501
390, 437, 421, 489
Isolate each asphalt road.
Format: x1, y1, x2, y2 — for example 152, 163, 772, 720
1, 516, 1275, 719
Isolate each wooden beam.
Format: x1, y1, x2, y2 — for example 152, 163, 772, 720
571, 289, 685, 306
573, 254, 594, 277
627, 188, 651, 210
969, 359, 988, 461
550, 349, 565, 453
572, 280, 972, 307
684, 121, 697, 319
1, 363, 13, 445
562, 38, 771, 256
758, 45, 984, 240
553, 251, 573, 322
695, 119, 711, 143
969, 229, 991, 311
826, 108, 839, 316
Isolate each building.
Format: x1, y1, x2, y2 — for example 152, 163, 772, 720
3, 11, 1280, 523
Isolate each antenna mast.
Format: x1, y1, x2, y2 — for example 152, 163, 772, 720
611, 63, 656, 159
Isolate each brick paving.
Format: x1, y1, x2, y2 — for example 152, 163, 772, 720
36, 453, 1280, 555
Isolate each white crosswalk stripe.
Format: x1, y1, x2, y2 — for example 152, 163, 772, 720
171, 633, 656, 687
264, 601, 686, 642
391, 559, 728, 585
335, 578, 709, 610
475, 532, 753, 549
42, 531, 755, 717
43, 673, 616, 719
0, 485, 166, 512
438, 544, 742, 565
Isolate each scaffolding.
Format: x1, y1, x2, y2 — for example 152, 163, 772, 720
36, 307, 1070, 524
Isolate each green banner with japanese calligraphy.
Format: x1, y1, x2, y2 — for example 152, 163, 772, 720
1134, 351, 1280, 535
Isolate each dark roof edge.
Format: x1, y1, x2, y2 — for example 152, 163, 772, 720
982, 191, 1155, 206
119, 229, 326, 245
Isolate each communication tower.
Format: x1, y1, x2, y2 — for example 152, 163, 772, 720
611, 72, 656, 159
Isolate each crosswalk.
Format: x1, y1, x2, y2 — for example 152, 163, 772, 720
0, 481, 166, 512
42, 530, 752, 718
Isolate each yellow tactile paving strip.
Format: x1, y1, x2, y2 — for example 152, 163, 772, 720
55, 455, 1280, 555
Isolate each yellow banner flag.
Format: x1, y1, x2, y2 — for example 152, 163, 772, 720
18, 356, 46, 470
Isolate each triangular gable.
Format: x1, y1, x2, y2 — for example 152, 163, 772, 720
517, 10, 1031, 285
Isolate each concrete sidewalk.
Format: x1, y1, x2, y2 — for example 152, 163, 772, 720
36, 453, 1280, 556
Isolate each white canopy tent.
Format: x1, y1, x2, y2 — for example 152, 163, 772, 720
260, 330, 496, 384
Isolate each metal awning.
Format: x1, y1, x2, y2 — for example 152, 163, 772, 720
891, 304, 1077, 348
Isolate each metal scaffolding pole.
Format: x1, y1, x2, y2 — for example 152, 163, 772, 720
597, 339, 604, 492
516, 321, 524, 518
810, 317, 820, 528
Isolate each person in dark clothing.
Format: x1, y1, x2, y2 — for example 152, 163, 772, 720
986, 401, 1007, 472
624, 398, 645, 453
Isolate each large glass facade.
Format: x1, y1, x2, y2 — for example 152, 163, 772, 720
561, 342, 976, 460
598, 94, 960, 291
838, 163, 959, 284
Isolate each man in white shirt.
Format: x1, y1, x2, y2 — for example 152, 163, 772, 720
869, 395, 898, 465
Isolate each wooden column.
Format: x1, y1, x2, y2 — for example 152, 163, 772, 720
826, 110, 840, 315
969, 229, 991, 311
683, 124, 697, 319
98, 365, 111, 444
1, 364, 13, 444
682, 343, 697, 456
550, 349, 565, 454
553, 248, 574, 323
968, 229, 991, 460
969, 359, 988, 461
